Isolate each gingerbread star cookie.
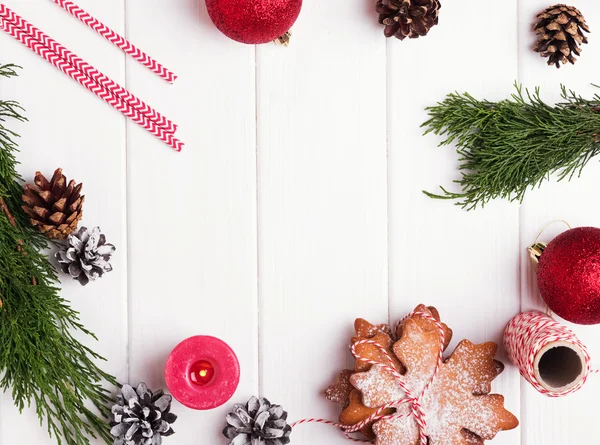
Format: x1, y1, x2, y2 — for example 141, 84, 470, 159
324, 369, 354, 407
353, 319, 518, 445
325, 305, 518, 444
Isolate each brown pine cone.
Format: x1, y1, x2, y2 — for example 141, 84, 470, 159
22, 168, 84, 240
376, 0, 441, 40
533, 4, 590, 68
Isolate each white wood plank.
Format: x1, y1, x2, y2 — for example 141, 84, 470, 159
125, 0, 258, 444
4, 2, 599, 445
256, 2, 387, 443
519, 1, 600, 442
0, 0, 127, 443
387, 1, 521, 444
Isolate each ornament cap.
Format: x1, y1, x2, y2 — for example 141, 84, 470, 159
528, 242, 548, 270
274, 31, 292, 46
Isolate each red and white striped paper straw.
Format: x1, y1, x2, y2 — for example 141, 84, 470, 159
49, 0, 176, 83
0, 4, 176, 135
0, 16, 183, 151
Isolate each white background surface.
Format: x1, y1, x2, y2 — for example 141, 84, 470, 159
0, 0, 599, 444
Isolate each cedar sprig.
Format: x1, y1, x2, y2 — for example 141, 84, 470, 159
422, 83, 600, 210
0, 64, 117, 445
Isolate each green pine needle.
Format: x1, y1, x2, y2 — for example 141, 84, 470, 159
422, 83, 600, 210
0, 64, 116, 445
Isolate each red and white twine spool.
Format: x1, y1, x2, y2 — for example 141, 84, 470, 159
504, 311, 597, 397
292, 310, 599, 442
292, 311, 446, 443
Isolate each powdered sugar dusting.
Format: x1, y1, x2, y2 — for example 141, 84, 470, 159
350, 313, 518, 445
374, 415, 418, 444
325, 369, 354, 406
352, 365, 405, 409
355, 319, 393, 339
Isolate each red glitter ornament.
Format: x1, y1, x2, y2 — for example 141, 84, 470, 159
535, 227, 600, 325
205, 0, 302, 44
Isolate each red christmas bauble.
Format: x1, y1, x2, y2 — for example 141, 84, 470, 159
537, 227, 600, 325
206, 0, 302, 44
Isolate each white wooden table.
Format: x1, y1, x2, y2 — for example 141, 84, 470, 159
1, 0, 599, 444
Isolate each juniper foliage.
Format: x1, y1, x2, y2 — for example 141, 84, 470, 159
0, 64, 116, 445
422, 84, 600, 210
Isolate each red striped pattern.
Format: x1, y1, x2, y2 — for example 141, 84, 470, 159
0, 6, 182, 151
1, 5, 175, 134
50, 0, 176, 83
505, 311, 595, 397
292, 311, 447, 443
0, 18, 182, 151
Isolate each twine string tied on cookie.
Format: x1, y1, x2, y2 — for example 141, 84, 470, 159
292, 311, 446, 443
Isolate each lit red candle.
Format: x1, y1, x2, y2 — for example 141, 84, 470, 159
165, 336, 240, 410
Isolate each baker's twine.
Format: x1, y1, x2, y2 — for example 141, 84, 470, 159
291, 311, 446, 443
504, 311, 599, 397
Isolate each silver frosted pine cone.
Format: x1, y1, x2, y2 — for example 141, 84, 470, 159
223, 396, 292, 445
110, 383, 177, 445
55, 226, 115, 286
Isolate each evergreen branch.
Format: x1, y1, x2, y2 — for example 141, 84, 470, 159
422, 83, 600, 210
0, 65, 116, 445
